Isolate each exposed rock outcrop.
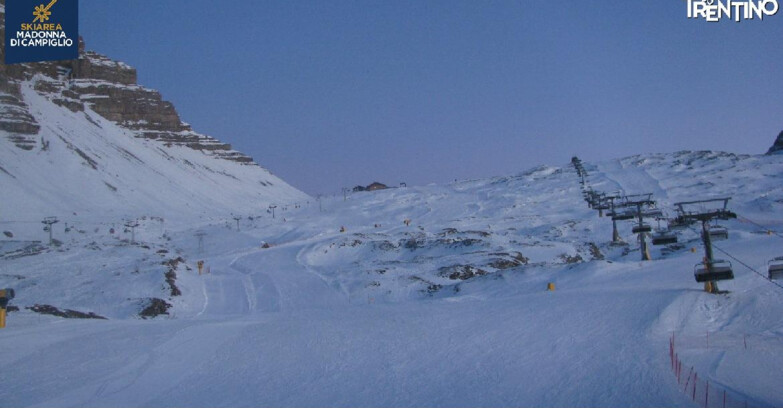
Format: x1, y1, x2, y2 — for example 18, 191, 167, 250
0, 78, 40, 149
0, 0, 255, 164
767, 131, 783, 155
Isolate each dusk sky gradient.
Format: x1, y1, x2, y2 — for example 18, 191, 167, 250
80, 1, 783, 195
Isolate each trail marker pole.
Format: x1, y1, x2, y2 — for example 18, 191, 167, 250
706, 331, 709, 348
195, 231, 206, 254
706, 380, 709, 407
0, 289, 15, 329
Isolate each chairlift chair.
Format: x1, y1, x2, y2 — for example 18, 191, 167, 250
632, 223, 652, 234
706, 225, 729, 241
669, 217, 690, 230
651, 217, 678, 245
611, 209, 635, 221
595, 202, 610, 211
652, 229, 678, 245
694, 259, 734, 283
642, 209, 663, 218
768, 257, 783, 280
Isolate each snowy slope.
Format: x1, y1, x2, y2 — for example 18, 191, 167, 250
0, 151, 782, 407
0, 76, 308, 233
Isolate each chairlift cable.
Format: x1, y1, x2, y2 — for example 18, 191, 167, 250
686, 225, 783, 292
711, 242, 783, 292
736, 215, 783, 240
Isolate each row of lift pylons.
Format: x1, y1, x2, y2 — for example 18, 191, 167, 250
571, 157, 783, 294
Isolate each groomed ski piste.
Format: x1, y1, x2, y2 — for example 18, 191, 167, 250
1, 151, 782, 407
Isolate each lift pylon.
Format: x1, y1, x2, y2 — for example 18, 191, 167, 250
613, 194, 657, 261
601, 195, 623, 243
41, 216, 59, 246
124, 219, 140, 244
673, 198, 737, 294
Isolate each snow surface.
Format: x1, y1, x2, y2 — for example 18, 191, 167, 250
0, 146, 782, 407
0, 78, 309, 229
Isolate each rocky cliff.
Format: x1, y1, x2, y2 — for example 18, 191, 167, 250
0, 0, 309, 221
767, 131, 783, 155
0, 1, 253, 163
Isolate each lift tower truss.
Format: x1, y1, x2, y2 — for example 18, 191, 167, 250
596, 195, 623, 243
124, 219, 140, 244
612, 194, 660, 261
41, 216, 59, 246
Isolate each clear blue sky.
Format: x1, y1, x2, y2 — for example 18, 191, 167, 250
80, 1, 783, 195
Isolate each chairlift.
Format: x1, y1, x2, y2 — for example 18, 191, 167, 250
642, 209, 663, 218
611, 209, 635, 221
694, 259, 734, 282
768, 257, 783, 280
652, 229, 678, 245
652, 217, 678, 245
669, 217, 690, 230
632, 223, 652, 234
705, 225, 729, 241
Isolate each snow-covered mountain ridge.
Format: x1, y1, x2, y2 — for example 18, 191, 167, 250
0, 5, 308, 221
1, 149, 782, 407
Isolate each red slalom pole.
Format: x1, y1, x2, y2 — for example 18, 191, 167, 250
684, 367, 693, 392
677, 357, 682, 383
679, 360, 682, 382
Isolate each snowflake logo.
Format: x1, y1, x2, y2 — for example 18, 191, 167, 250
32, 0, 58, 23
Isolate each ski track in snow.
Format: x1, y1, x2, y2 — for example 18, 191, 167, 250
596, 158, 669, 201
